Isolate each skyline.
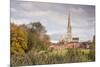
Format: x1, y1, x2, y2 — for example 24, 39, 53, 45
11, 1, 95, 42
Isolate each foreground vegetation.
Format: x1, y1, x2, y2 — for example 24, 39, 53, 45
10, 22, 95, 66
11, 48, 95, 66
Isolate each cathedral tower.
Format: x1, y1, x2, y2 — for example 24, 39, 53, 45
59, 12, 72, 44
66, 12, 72, 42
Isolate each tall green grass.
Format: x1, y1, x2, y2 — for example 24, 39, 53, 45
11, 48, 94, 66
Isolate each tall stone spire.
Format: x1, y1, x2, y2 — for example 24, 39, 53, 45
66, 11, 72, 42
59, 11, 72, 44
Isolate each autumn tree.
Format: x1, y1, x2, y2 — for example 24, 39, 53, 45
11, 23, 28, 55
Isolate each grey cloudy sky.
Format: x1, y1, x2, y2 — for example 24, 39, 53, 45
11, 0, 95, 42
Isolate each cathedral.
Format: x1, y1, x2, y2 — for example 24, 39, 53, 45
49, 12, 90, 49
59, 12, 79, 44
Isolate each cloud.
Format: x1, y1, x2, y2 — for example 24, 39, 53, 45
11, 18, 30, 25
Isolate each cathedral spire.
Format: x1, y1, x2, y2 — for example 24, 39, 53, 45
67, 11, 72, 42
59, 11, 72, 44
67, 11, 71, 33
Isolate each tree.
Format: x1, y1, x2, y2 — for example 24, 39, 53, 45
28, 22, 46, 35
89, 35, 95, 61
27, 22, 50, 51
11, 23, 28, 55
